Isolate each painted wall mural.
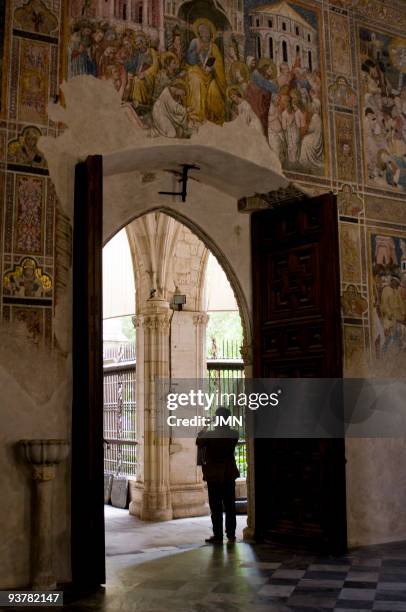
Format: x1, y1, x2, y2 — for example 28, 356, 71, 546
370, 232, 406, 359
68, 0, 326, 175
3, 256, 52, 299
360, 27, 406, 191
8, 126, 46, 170
0, 0, 9, 117
18, 39, 49, 124
14, 0, 58, 36
14, 175, 44, 255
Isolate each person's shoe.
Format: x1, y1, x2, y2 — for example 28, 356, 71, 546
205, 536, 223, 544
227, 536, 236, 543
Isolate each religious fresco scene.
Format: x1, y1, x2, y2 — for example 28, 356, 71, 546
68, 0, 325, 174
360, 27, 406, 190
370, 233, 406, 359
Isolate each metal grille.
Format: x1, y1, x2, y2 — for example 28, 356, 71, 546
103, 342, 137, 477
206, 338, 247, 478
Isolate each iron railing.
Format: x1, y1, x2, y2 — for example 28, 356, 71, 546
102, 336, 247, 479
103, 342, 137, 477
206, 337, 247, 478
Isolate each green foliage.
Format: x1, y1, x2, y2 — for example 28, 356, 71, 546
121, 315, 136, 341
206, 311, 243, 357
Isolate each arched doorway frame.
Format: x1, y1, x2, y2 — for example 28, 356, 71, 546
71, 139, 298, 586
106, 208, 251, 523
103, 204, 256, 536
104, 205, 252, 360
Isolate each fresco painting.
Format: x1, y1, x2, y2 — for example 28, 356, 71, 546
0, 0, 8, 117
370, 232, 406, 359
18, 40, 49, 124
360, 27, 406, 190
68, 0, 325, 175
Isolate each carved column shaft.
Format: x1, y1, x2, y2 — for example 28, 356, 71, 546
130, 298, 173, 521
32, 466, 56, 589
168, 311, 210, 518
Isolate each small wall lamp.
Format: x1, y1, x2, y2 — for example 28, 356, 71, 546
170, 286, 186, 311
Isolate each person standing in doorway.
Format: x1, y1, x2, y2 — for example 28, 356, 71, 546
196, 407, 240, 544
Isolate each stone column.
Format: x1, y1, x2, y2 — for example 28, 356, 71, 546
19, 440, 69, 589
32, 465, 57, 589
129, 297, 173, 521
168, 311, 209, 518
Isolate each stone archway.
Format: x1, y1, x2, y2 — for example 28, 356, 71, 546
105, 207, 252, 527
111, 205, 253, 367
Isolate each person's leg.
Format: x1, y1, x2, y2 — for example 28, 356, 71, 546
207, 481, 223, 540
223, 479, 236, 540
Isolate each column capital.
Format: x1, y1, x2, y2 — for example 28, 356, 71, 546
137, 312, 172, 332
240, 340, 253, 366
193, 312, 209, 327
135, 298, 172, 331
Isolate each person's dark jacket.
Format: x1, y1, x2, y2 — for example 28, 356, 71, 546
196, 427, 240, 482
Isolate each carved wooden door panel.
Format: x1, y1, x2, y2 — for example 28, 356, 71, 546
252, 193, 347, 554
72, 156, 105, 586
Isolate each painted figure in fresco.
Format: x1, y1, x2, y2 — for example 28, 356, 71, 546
228, 86, 263, 133
70, 25, 96, 77
246, 56, 256, 74
338, 185, 362, 217
380, 275, 406, 351
281, 94, 301, 164
277, 63, 292, 88
127, 33, 159, 108
228, 60, 250, 92
341, 285, 367, 318
153, 52, 181, 101
372, 273, 385, 359
292, 66, 312, 106
152, 80, 191, 138
169, 25, 184, 66
268, 94, 286, 163
245, 58, 278, 134
378, 150, 406, 191
375, 235, 397, 267
3, 258, 51, 298
185, 18, 227, 125
99, 45, 119, 80
299, 98, 323, 170
8, 126, 45, 167
364, 108, 388, 179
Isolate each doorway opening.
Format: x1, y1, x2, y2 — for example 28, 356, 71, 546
101, 213, 248, 565
71, 156, 346, 590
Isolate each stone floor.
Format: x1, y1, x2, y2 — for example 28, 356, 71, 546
105, 506, 246, 555
60, 510, 406, 611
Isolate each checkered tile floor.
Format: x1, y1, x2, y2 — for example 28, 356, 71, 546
241, 551, 406, 610
63, 539, 406, 611
238, 540, 406, 611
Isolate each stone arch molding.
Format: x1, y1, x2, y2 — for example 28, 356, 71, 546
39, 75, 301, 360
119, 206, 251, 360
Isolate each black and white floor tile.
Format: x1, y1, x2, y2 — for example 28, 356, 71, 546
59, 539, 406, 611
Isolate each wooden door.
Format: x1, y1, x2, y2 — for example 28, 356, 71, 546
71, 156, 105, 586
252, 193, 347, 554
